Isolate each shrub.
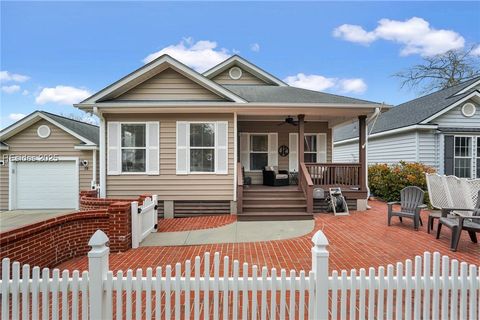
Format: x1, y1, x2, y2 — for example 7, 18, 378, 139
368, 161, 436, 203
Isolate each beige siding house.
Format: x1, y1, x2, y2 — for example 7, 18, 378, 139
0, 111, 99, 211
76, 54, 383, 219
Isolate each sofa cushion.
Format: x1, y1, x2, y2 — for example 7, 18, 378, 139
275, 174, 289, 179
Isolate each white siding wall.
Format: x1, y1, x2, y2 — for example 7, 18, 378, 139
333, 143, 359, 162
433, 100, 480, 128
418, 131, 439, 170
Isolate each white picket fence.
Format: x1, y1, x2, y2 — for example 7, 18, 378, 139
131, 195, 158, 248
1, 230, 479, 320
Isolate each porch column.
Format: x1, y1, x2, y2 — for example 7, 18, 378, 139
298, 114, 305, 167
358, 115, 367, 192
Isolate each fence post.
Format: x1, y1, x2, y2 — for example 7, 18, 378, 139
131, 201, 139, 248
153, 195, 159, 230
311, 230, 329, 320
88, 229, 110, 319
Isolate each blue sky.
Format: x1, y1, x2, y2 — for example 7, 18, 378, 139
1, 1, 479, 128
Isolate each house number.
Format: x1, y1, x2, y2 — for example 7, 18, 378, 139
278, 145, 289, 157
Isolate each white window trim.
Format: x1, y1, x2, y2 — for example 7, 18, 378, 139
184, 121, 227, 175
248, 133, 270, 172
119, 122, 148, 175
453, 135, 474, 178
304, 133, 318, 163
305, 133, 327, 163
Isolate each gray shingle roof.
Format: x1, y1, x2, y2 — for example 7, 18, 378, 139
334, 77, 480, 142
223, 85, 378, 104
1, 111, 99, 145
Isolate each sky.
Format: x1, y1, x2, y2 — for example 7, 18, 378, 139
1, 1, 479, 129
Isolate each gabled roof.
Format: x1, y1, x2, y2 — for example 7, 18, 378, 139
224, 85, 379, 104
0, 111, 99, 145
203, 55, 287, 86
76, 54, 246, 106
334, 76, 480, 142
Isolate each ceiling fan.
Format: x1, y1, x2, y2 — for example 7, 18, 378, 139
278, 116, 306, 126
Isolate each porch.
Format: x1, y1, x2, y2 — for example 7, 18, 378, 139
236, 114, 368, 220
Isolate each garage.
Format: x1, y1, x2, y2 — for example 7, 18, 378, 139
12, 159, 79, 210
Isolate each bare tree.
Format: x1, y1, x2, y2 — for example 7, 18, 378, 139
60, 112, 99, 125
394, 45, 480, 95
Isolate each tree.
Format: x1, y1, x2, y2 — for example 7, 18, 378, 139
60, 112, 99, 125
394, 45, 480, 95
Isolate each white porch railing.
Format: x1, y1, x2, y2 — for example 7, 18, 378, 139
1, 230, 479, 320
131, 195, 158, 248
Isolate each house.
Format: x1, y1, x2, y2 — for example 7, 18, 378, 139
74, 54, 384, 220
333, 77, 480, 179
0, 111, 99, 210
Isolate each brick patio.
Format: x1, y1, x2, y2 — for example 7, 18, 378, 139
57, 200, 479, 274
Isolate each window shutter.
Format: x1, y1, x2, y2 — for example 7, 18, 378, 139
289, 133, 298, 172
176, 122, 189, 175
317, 133, 327, 163
107, 122, 121, 175
239, 133, 250, 171
268, 133, 278, 166
146, 122, 160, 175
215, 121, 228, 174
444, 135, 454, 175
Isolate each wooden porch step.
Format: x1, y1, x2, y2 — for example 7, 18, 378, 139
243, 191, 304, 198
243, 198, 306, 206
237, 211, 313, 221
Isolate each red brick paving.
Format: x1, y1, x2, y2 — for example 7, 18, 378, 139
157, 215, 236, 232
57, 201, 479, 274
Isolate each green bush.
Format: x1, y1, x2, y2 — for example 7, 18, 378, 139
368, 161, 436, 203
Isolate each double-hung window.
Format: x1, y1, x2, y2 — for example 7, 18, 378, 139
190, 123, 215, 173
250, 134, 269, 171
454, 136, 472, 178
121, 124, 146, 173
176, 121, 228, 174
304, 135, 317, 163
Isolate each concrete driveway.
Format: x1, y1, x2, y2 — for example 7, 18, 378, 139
0, 209, 74, 233
140, 219, 315, 246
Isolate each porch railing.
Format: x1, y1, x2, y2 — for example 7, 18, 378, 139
305, 163, 361, 188
237, 162, 243, 214
299, 163, 314, 213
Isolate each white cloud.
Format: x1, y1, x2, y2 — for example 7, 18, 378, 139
250, 43, 261, 52
35, 86, 91, 105
143, 38, 231, 72
284, 73, 337, 91
471, 45, 480, 57
9, 113, 26, 121
333, 17, 465, 56
0, 71, 30, 83
1, 85, 21, 94
22, 89, 29, 96
338, 79, 367, 94
284, 73, 367, 94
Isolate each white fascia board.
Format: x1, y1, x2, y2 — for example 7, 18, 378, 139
333, 124, 438, 145
420, 91, 480, 124
74, 144, 98, 150
77, 55, 246, 105
0, 111, 97, 146
0, 144, 9, 151
454, 79, 480, 96
203, 55, 288, 86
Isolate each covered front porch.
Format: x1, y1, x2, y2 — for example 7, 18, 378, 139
235, 112, 369, 220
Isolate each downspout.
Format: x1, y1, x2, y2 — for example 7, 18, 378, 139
363, 105, 382, 208
93, 107, 106, 198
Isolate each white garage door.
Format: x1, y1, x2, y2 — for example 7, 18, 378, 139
14, 160, 78, 209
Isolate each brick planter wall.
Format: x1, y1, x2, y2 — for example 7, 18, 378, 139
0, 201, 132, 272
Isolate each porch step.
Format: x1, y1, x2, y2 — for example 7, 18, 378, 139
243, 197, 306, 206
243, 190, 304, 198
242, 204, 307, 213
237, 211, 313, 221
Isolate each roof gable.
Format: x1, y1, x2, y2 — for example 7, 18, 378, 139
0, 111, 99, 145
203, 55, 287, 86
211, 67, 271, 86
77, 55, 246, 105
115, 67, 226, 101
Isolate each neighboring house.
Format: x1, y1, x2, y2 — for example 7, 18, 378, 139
0, 111, 99, 211
333, 77, 480, 179
74, 54, 383, 219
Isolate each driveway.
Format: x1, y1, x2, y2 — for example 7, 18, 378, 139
0, 209, 74, 233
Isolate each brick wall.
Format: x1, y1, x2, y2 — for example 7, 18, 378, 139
0, 201, 132, 272
79, 191, 152, 211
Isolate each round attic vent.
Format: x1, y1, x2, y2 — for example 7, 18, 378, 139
461, 102, 476, 117
37, 125, 51, 138
229, 67, 243, 80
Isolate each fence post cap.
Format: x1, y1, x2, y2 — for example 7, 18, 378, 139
88, 229, 109, 248
311, 230, 329, 247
